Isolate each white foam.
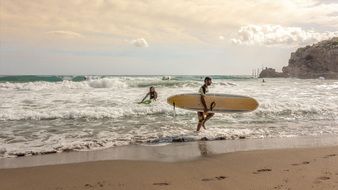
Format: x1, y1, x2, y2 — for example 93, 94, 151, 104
1, 77, 338, 158
87, 78, 128, 88
0, 78, 131, 91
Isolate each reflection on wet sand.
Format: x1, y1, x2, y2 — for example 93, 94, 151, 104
198, 141, 213, 156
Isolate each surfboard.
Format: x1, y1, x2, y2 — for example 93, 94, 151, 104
167, 93, 258, 113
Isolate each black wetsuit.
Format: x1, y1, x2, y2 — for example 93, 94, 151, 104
149, 92, 157, 100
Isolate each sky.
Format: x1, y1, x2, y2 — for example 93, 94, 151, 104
0, 0, 337, 75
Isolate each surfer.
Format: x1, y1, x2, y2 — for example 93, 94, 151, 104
140, 86, 157, 103
196, 77, 214, 131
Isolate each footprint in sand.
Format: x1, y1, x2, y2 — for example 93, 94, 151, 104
84, 184, 93, 188
84, 181, 106, 188
253, 168, 272, 174
273, 184, 284, 189
273, 178, 290, 189
153, 182, 170, 186
314, 176, 331, 184
291, 161, 310, 166
201, 176, 227, 181
97, 181, 104, 187
323, 154, 337, 159
216, 176, 227, 180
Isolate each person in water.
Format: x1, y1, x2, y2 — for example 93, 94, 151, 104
196, 77, 214, 131
140, 86, 157, 103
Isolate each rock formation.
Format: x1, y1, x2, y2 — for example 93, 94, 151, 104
259, 68, 285, 78
259, 37, 338, 79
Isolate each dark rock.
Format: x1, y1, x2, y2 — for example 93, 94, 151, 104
15, 153, 26, 157
283, 37, 338, 79
32, 152, 39, 156
62, 148, 74, 152
40, 150, 57, 155
172, 138, 185, 142
259, 37, 338, 79
215, 136, 226, 140
259, 68, 286, 78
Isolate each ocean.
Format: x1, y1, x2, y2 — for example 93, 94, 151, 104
0, 75, 337, 158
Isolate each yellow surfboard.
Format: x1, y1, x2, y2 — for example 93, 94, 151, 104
167, 93, 258, 113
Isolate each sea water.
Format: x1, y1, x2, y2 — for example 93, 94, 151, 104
0, 75, 337, 158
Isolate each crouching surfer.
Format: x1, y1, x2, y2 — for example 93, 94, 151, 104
140, 86, 157, 104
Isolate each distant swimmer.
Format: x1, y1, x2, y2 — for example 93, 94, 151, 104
196, 77, 214, 131
161, 76, 171, 80
140, 86, 157, 104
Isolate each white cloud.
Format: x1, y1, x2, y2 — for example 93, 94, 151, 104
46, 31, 84, 38
231, 25, 338, 46
131, 38, 149, 47
1, 0, 338, 45
219, 35, 225, 40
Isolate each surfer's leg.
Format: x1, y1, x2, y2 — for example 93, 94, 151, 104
202, 113, 214, 128
196, 112, 205, 131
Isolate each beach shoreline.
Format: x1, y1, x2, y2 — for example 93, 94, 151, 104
1, 135, 338, 169
1, 143, 338, 190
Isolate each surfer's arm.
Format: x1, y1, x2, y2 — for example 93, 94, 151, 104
140, 93, 149, 103
200, 95, 208, 112
199, 86, 208, 112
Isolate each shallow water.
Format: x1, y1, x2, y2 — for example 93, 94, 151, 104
0, 75, 337, 157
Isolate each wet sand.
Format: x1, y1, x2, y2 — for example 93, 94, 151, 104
1, 145, 338, 190
2, 135, 338, 169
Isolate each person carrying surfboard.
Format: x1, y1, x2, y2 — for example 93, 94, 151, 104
196, 77, 214, 131
140, 86, 158, 104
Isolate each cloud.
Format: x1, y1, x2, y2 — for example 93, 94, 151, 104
315, 0, 338, 4
219, 35, 225, 40
131, 38, 149, 47
231, 25, 338, 46
46, 31, 84, 38
1, 0, 338, 45
327, 11, 338, 17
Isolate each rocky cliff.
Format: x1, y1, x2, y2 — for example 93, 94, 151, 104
259, 68, 286, 78
259, 37, 338, 79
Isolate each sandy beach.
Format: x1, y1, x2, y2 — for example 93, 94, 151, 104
2, 0, 338, 189
1, 145, 338, 190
